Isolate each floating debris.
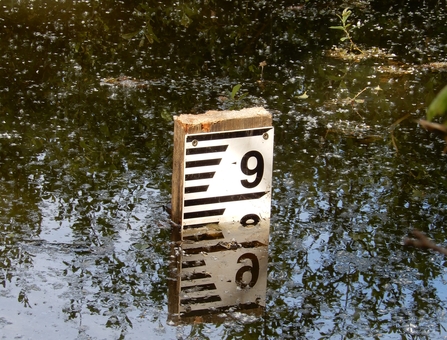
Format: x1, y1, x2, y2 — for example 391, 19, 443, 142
421, 61, 447, 72
325, 120, 383, 143
326, 46, 396, 62
100, 76, 151, 88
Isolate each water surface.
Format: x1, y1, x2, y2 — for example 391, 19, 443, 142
1, 1, 447, 339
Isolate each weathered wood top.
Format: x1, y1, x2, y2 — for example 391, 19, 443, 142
173, 107, 272, 134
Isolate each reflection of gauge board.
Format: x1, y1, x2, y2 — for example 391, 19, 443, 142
171, 107, 274, 229
171, 220, 270, 321
179, 242, 269, 317
168, 220, 270, 323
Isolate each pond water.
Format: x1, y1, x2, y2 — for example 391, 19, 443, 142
1, 0, 447, 339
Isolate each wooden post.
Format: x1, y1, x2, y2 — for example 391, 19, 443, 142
171, 107, 272, 225
169, 107, 273, 322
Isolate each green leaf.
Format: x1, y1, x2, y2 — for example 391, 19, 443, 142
144, 33, 154, 44
231, 84, 242, 100
100, 123, 110, 137
180, 13, 191, 27
329, 26, 345, 30
238, 93, 248, 101
342, 9, 351, 24
427, 85, 447, 121
326, 74, 342, 81
161, 109, 172, 121
139, 3, 152, 12
340, 37, 348, 41
133, 242, 150, 250
144, 23, 159, 43
183, 4, 195, 17
122, 31, 140, 40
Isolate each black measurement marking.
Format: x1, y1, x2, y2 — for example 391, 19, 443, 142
184, 208, 225, 219
185, 185, 209, 194
181, 272, 212, 281
186, 145, 228, 155
185, 172, 215, 181
186, 159, 221, 168
183, 221, 220, 229
236, 253, 259, 288
181, 295, 222, 305
183, 241, 266, 255
240, 151, 264, 188
181, 283, 217, 293
184, 192, 267, 207
183, 232, 224, 242
186, 128, 271, 143
181, 260, 206, 268
239, 241, 267, 248
241, 214, 261, 226
179, 302, 261, 318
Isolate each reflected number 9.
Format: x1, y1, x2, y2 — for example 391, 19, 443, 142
235, 253, 259, 288
240, 151, 264, 188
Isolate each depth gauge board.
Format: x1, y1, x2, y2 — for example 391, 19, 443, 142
171, 107, 274, 228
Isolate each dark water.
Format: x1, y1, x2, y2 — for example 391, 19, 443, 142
1, 0, 447, 339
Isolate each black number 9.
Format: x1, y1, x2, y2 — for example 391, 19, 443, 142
235, 253, 259, 288
240, 151, 264, 188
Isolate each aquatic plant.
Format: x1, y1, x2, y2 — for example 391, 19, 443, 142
229, 84, 247, 102
218, 84, 249, 110
419, 85, 447, 152
330, 8, 363, 54
426, 85, 447, 122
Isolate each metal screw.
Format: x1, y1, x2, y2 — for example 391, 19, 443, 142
192, 139, 198, 147
263, 132, 269, 140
